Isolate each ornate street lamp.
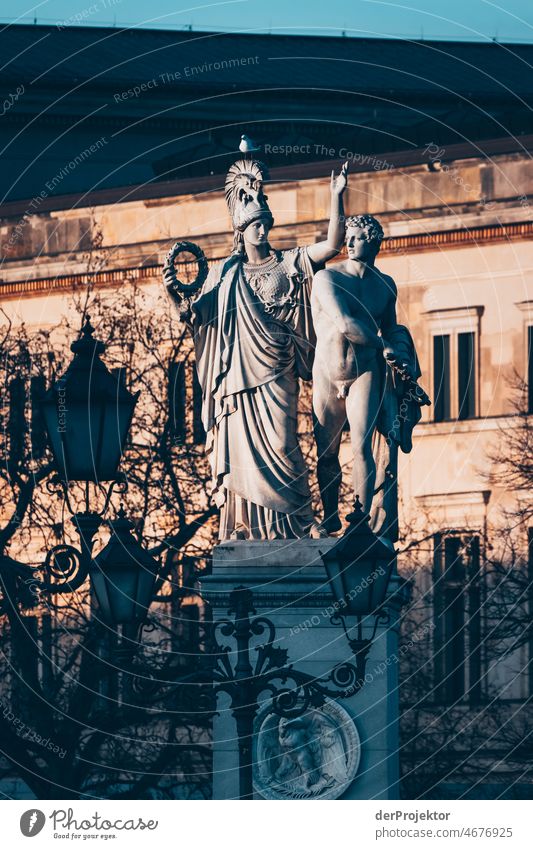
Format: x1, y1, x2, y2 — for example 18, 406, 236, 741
91, 508, 160, 625
35, 319, 158, 624
41, 316, 139, 484
321, 496, 396, 615
320, 496, 396, 658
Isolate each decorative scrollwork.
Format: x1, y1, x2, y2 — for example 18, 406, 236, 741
270, 686, 311, 719
41, 542, 92, 594
264, 660, 363, 719
130, 670, 163, 699
372, 607, 391, 638
44, 544, 82, 582
46, 474, 66, 498
45, 474, 127, 520
208, 585, 366, 722
331, 606, 391, 647
212, 619, 238, 682
139, 620, 157, 638
96, 475, 128, 518
126, 663, 216, 717
46, 474, 76, 515
328, 661, 360, 692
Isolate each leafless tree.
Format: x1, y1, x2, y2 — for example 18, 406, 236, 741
397, 384, 533, 800
0, 262, 218, 798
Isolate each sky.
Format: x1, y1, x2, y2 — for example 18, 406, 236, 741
2, 0, 533, 42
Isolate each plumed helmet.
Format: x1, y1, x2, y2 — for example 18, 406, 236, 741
225, 156, 274, 234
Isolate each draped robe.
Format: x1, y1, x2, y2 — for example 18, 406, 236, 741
190, 248, 317, 540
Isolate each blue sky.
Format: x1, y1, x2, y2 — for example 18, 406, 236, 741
2, 0, 533, 41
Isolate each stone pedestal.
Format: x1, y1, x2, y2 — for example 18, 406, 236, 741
201, 539, 404, 801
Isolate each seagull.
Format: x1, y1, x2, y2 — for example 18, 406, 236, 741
239, 134, 260, 154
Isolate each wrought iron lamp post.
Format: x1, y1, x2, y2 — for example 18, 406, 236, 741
86, 499, 397, 800
126, 500, 399, 799
129, 559, 397, 800
19, 317, 157, 626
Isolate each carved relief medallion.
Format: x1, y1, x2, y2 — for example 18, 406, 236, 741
253, 698, 361, 800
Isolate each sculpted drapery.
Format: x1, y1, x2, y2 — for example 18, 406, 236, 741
191, 247, 318, 540
371, 324, 424, 541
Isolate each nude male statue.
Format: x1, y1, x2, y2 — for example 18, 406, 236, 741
311, 214, 427, 536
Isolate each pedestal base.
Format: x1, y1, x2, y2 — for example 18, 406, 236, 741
201, 539, 402, 801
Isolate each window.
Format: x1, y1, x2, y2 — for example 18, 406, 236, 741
8, 374, 52, 465
433, 533, 482, 704
433, 335, 450, 422
426, 306, 483, 422
527, 324, 533, 413
513, 301, 533, 413
457, 332, 476, 420
8, 377, 26, 468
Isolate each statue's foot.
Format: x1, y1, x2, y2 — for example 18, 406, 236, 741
309, 522, 329, 539
230, 528, 247, 540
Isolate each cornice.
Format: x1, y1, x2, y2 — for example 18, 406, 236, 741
379, 220, 533, 255
0, 264, 161, 299
1, 219, 532, 299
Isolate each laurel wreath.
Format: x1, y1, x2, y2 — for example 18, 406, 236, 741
163, 240, 208, 296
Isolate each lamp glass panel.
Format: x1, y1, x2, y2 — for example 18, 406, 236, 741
107, 562, 139, 624
90, 567, 114, 624
98, 398, 134, 480
324, 557, 345, 612
343, 558, 374, 615
134, 567, 158, 619
328, 555, 394, 616
70, 399, 106, 481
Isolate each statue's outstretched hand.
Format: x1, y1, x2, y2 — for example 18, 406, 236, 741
382, 342, 413, 379
381, 340, 397, 361
164, 270, 192, 321
163, 264, 178, 291
330, 161, 349, 196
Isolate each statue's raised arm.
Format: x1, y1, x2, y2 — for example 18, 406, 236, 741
307, 161, 349, 267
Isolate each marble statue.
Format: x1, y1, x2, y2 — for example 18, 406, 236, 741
165, 145, 349, 540
311, 214, 430, 540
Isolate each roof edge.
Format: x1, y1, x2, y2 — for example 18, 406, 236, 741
1, 134, 532, 218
